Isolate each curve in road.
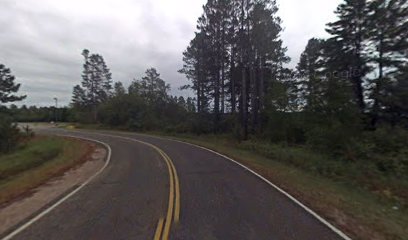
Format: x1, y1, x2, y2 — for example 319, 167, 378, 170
2, 129, 351, 240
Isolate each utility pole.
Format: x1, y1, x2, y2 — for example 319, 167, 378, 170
53, 97, 58, 124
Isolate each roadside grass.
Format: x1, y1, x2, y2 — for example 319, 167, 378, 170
0, 136, 92, 206
148, 133, 408, 240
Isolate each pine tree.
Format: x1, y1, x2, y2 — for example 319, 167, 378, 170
114, 81, 126, 96
0, 64, 25, 153
250, 0, 289, 132
186, 97, 197, 112
130, 68, 169, 104
0, 64, 26, 104
71, 85, 87, 108
296, 38, 325, 111
366, 0, 408, 126
180, 0, 288, 138
381, 63, 408, 125
179, 32, 212, 113
80, 49, 113, 121
325, 0, 369, 113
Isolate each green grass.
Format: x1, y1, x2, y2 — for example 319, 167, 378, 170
0, 136, 91, 205
0, 138, 62, 180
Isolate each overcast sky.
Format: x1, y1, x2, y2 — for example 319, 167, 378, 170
0, 0, 341, 106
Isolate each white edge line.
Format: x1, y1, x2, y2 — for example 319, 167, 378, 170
2, 135, 112, 240
132, 132, 352, 240
61, 130, 352, 240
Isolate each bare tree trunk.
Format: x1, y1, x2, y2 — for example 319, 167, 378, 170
241, 65, 248, 140
231, 52, 236, 113
259, 57, 265, 110
221, 55, 225, 114
197, 55, 202, 113
250, 64, 256, 133
258, 56, 265, 132
221, 22, 226, 115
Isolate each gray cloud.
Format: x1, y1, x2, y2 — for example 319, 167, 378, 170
0, 0, 341, 106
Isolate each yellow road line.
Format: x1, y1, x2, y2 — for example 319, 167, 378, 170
165, 153, 180, 223
153, 218, 164, 240
91, 134, 180, 240
159, 149, 175, 240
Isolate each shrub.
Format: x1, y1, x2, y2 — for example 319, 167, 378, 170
362, 127, 408, 176
0, 114, 21, 153
306, 123, 358, 156
264, 111, 306, 144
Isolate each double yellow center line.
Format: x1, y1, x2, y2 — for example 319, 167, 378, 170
90, 133, 180, 240
153, 148, 180, 240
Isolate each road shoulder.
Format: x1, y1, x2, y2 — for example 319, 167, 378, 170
0, 140, 107, 237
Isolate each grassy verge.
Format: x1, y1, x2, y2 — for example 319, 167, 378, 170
148, 132, 407, 240
0, 135, 92, 206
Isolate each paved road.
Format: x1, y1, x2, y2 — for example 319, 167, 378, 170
4, 129, 346, 240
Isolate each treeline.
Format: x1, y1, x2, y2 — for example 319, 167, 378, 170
1, 0, 407, 175
7, 105, 71, 123
71, 50, 197, 131
69, 0, 408, 158
25, 0, 406, 177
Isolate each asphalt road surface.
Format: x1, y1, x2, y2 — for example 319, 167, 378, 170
3, 128, 347, 240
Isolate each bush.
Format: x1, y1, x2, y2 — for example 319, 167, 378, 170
0, 114, 21, 153
361, 127, 408, 176
264, 111, 306, 144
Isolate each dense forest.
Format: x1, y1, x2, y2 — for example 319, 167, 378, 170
57, 0, 408, 179
1, 0, 407, 173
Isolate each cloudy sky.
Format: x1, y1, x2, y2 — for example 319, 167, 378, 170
0, 0, 341, 106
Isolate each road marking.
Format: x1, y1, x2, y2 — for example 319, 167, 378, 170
158, 137, 353, 240
153, 218, 164, 240
90, 133, 180, 240
159, 149, 175, 240
75, 129, 351, 239
1, 135, 112, 240
110, 131, 352, 240
165, 152, 180, 224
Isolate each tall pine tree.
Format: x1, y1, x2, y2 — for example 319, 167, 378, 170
72, 49, 113, 122
325, 0, 369, 113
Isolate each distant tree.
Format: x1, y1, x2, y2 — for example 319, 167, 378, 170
130, 68, 170, 104
0, 64, 26, 104
114, 81, 126, 96
78, 49, 113, 121
128, 78, 142, 96
71, 85, 87, 108
177, 96, 186, 109
186, 97, 196, 112
296, 38, 326, 111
